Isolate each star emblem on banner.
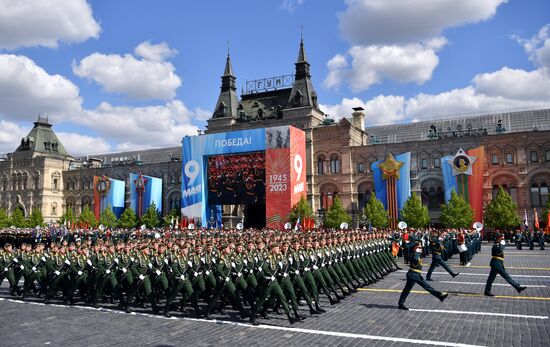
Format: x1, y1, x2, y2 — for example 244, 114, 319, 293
448, 148, 477, 176
378, 153, 404, 180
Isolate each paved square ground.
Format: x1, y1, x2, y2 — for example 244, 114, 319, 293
1, 244, 549, 347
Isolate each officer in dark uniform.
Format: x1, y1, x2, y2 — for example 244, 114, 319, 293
484, 235, 527, 296
426, 235, 459, 281
398, 241, 448, 310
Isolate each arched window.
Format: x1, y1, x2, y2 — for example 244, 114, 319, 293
168, 192, 181, 211
541, 183, 549, 207
530, 151, 538, 163
81, 196, 92, 211
320, 186, 339, 210
317, 156, 326, 175
531, 184, 542, 207
330, 154, 340, 174
421, 178, 444, 210
357, 183, 373, 210
510, 185, 518, 204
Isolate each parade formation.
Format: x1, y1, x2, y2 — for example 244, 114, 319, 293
0, 225, 501, 325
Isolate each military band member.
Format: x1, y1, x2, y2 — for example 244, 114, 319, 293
426, 235, 459, 281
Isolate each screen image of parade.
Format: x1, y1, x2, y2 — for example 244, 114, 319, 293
207, 152, 266, 205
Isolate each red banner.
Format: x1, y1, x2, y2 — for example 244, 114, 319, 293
265, 126, 306, 228
467, 146, 485, 223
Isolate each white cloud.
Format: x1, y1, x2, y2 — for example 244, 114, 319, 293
76, 100, 206, 152
73, 42, 182, 100
339, 0, 506, 45
0, 0, 100, 50
56, 132, 111, 156
322, 66, 550, 126
328, 0, 506, 91
280, 0, 305, 12
0, 54, 82, 122
324, 39, 446, 91
515, 24, 550, 69
0, 120, 29, 154
320, 95, 406, 125
473, 67, 550, 101
134, 40, 178, 62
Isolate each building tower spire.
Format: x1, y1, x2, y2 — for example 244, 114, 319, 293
288, 31, 318, 109
213, 48, 239, 118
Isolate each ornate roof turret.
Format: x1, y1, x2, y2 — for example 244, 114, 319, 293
288, 37, 318, 109
14, 116, 71, 158
213, 52, 239, 118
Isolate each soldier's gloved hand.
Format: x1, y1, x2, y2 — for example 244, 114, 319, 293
139, 274, 145, 280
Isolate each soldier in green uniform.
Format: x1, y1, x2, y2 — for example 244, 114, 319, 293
205, 242, 248, 319
426, 235, 459, 281
398, 242, 448, 310
1, 244, 19, 296
484, 235, 527, 296
252, 243, 299, 325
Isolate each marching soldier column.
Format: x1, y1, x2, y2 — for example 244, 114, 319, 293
0, 228, 401, 325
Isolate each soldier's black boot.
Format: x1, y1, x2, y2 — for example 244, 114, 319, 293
315, 302, 326, 313
286, 312, 298, 325
164, 305, 171, 318
398, 304, 408, 310
439, 292, 448, 302
293, 308, 305, 321
308, 303, 319, 315
149, 295, 159, 314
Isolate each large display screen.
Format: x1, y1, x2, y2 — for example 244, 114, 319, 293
207, 152, 266, 205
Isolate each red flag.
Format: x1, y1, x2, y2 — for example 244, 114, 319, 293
534, 209, 540, 229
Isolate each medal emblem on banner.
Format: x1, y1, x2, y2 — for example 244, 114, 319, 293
96, 175, 111, 197
448, 148, 476, 176
377, 153, 404, 229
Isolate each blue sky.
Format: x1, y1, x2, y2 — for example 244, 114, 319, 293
1, 0, 549, 155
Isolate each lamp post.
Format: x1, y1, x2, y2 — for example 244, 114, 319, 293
358, 214, 368, 229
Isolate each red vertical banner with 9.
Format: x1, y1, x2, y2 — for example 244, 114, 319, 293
264, 126, 306, 229
290, 127, 306, 208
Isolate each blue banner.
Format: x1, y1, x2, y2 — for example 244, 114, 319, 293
371, 152, 411, 218
441, 155, 458, 202
130, 173, 162, 215
103, 178, 125, 218
395, 152, 411, 212
371, 159, 387, 210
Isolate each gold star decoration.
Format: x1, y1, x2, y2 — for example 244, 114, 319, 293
378, 153, 404, 180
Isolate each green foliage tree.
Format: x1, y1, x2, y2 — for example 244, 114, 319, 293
0, 208, 10, 228
363, 195, 388, 228
288, 195, 314, 224
323, 196, 352, 228
118, 207, 138, 229
484, 186, 521, 230
100, 205, 118, 228
10, 207, 27, 227
28, 208, 45, 227
140, 202, 160, 228
400, 192, 431, 228
60, 209, 76, 226
440, 190, 474, 228
79, 206, 98, 228
163, 208, 180, 227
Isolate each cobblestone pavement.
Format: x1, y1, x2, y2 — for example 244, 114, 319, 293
1, 244, 549, 347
